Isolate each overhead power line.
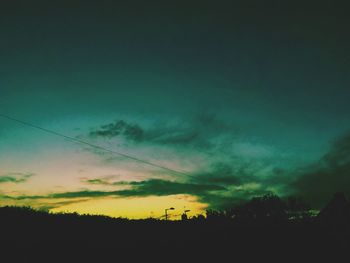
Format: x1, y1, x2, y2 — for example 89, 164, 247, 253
0, 113, 190, 177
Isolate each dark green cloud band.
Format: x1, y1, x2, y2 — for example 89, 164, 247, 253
0, 173, 34, 184
2, 179, 225, 201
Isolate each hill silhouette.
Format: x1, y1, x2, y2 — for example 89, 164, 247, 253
1, 193, 349, 262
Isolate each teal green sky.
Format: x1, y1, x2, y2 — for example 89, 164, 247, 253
1, 0, 350, 217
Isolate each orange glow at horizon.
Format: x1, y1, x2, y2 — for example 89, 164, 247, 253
50, 194, 208, 220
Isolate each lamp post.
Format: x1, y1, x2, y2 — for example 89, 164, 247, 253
182, 209, 190, 220
165, 207, 175, 220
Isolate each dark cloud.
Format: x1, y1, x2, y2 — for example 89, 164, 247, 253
187, 163, 276, 209
191, 163, 244, 186
292, 132, 350, 208
200, 188, 273, 210
88, 114, 236, 150
3, 179, 226, 201
0, 191, 116, 200
121, 179, 226, 197
189, 162, 306, 209
80, 163, 282, 209
253, 168, 295, 195
1, 194, 43, 200
90, 120, 144, 142
193, 162, 283, 185
0, 173, 34, 184
323, 133, 350, 167
50, 191, 118, 199
83, 178, 131, 186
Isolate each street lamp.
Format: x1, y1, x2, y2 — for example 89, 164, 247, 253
182, 209, 191, 220
165, 207, 175, 220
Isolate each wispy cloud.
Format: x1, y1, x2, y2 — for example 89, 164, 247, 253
82, 177, 130, 186
0, 172, 35, 184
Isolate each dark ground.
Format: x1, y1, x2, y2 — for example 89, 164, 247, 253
1, 206, 349, 263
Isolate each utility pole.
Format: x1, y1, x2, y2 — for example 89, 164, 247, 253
182, 209, 190, 221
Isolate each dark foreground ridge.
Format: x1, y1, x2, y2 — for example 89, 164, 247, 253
1, 193, 350, 262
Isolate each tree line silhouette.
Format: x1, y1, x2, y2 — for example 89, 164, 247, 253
1, 192, 350, 261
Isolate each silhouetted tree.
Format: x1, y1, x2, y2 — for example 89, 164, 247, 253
285, 196, 312, 220
206, 209, 228, 222
231, 193, 287, 223
318, 192, 350, 228
191, 214, 206, 221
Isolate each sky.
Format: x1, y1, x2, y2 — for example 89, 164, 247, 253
1, 0, 350, 219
